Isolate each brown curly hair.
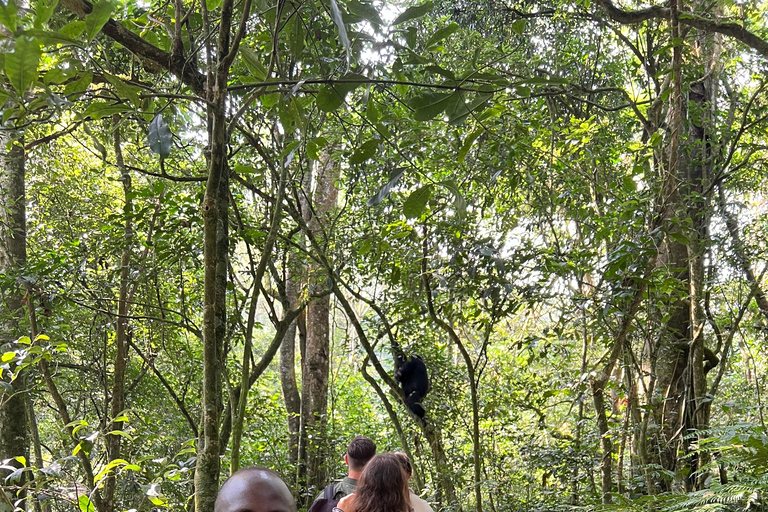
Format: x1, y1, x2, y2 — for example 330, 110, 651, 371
344, 454, 410, 512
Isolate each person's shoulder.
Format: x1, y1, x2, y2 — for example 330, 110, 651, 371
338, 477, 357, 495
313, 483, 338, 502
408, 492, 434, 512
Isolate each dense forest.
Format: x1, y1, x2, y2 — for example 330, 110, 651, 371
1, 0, 768, 510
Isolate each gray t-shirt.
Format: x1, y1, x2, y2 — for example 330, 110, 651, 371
314, 477, 358, 503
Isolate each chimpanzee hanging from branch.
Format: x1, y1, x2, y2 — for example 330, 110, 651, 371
392, 342, 430, 424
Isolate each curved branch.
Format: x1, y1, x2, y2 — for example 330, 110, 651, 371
59, 0, 207, 94
594, 0, 768, 59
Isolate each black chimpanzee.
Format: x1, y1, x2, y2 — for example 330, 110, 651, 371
394, 353, 430, 423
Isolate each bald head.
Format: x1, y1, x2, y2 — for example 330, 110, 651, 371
215, 467, 296, 512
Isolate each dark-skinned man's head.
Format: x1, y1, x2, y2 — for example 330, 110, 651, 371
215, 467, 296, 512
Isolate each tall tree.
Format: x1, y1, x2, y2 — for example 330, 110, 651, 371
0, 120, 28, 512
301, 149, 339, 494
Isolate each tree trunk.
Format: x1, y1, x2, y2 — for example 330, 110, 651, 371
301, 151, 338, 494
650, 4, 718, 490
0, 124, 29, 512
103, 116, 132, 512
195, 40, 230, 512
280, 261, 302, 470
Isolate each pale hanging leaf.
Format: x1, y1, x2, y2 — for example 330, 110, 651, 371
328, 0, 350, 70
5, 36, 42, 95
148, 114, 173, 158
367, 168, 405, 206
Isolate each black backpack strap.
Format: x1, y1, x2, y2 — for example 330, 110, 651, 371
323, 484, 336, 501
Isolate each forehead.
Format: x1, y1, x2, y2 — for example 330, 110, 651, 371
217, 473, 295, 512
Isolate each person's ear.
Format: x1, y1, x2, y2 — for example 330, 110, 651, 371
344, 454, 349, 466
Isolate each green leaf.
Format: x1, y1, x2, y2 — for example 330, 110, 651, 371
306, 136, 327, 161
511, 19, 525, 35
392, 1, 433, 25
206, 0, 222, 10
148, 114, 173, 157
240, 47, 267, 81
60, 20, 86, 39
423, 65, 455, 81
85, 0, 113, 42
105, 74, 142, 109
83, 123, 107, 158
34, 0, 58, 28
403, 185, 433, 219
316, 73, 366, 112
107, 430, 134, 440
22, 28, 80, 47
346, 0, 383, 25
233, 164, 261, 175
0, 0, 17, 33
288, 13, 304, 56
260, 92, 279, 109
438, 180, 467, 218
350, 139, 378, 164
81, 101, 130, 120
404, 26, 417, 48
458, 128, 484, 163
78, 496, 95, 512
5, 36, 42, 95
411, 91, 454, 121
425, 22, 459, 49
63, 70, 92, 98
357, 238, 372, 255
668, 231, 690, 245
515, 86, 531, 98
447, 92, 492, 125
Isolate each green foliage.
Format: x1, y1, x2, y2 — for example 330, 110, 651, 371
5, 0, 768, 510
4, 35, 41, 95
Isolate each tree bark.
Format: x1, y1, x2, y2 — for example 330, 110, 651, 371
195, 0, 233, 504
301, 151, 338, 494
103, 116, 132, 512
280, 260, 302, 470
0, 123, 29, 512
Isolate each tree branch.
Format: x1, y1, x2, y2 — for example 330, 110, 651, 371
594, 0, 768, 59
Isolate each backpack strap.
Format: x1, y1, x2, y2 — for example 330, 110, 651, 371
323, 484, 336, 501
